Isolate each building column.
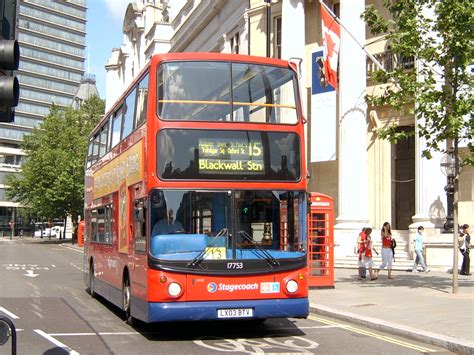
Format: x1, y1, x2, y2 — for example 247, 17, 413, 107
281, 0, 305, 116
335, 0, 368, 230
410, 5, 446, 231
410, 133, 445, 229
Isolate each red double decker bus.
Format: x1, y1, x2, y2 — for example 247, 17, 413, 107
84, 52, 308, 324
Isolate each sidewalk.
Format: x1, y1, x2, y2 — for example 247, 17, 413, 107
309, 268, 474, 354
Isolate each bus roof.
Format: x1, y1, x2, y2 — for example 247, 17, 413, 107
150, 52, 293, 68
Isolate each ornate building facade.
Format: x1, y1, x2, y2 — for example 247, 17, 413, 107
105, 0, 473, 268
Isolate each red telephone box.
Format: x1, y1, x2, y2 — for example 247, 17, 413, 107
307, 192, 334, 288
77, 220, 84, 247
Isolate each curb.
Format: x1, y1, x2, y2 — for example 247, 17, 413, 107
309, 304, 474, 355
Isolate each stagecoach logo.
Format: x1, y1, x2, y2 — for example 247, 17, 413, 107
207, 282, 218, 293
207, 282, 259, 293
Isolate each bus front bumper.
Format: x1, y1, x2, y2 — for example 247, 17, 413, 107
146, 298, 309, 323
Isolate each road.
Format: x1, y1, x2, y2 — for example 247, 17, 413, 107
0, 239, 452, 354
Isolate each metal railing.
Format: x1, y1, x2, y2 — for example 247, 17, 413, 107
367, 50, 414, 77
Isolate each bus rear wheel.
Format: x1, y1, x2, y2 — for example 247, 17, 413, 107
89, 263, 95, 298
122, 276, 134, 326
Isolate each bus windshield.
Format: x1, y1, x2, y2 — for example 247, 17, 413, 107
158, 61, 298, 123
149, 189, 306, 261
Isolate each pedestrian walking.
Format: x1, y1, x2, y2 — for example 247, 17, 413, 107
459, 224, 471, 276
376, 222, 394, 279
358, 227, 378, 280
413, 226, 430, 273
356, 228, 367, 279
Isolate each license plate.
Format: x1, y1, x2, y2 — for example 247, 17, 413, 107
217, 308, 253, 318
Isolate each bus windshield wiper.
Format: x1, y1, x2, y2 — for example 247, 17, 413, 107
238, 231, 280, 267
187, 228, 228, 268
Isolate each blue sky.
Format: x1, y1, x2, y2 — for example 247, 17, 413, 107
85, 0, 130, 99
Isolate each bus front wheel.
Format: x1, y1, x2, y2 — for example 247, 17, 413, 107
122, 276, 135, 326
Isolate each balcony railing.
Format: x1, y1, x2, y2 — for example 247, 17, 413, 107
367, 51, 414, 77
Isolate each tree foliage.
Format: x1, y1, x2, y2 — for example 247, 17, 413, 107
6, 96, 104, 225
362, 0, 473, 165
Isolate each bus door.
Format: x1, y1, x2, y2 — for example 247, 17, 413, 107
130, 186, 147, 301
307, 193, 334, 288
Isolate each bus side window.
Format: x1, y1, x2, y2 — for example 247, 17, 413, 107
110, 107, 123, 149
86, 139, 94, 168
135, 73, 149, 128
91, 209, 98, 243
105, 204, 112, 244
92, 133, 100, 164
134, 198, 147, 253
97, 207, 106, 243
99, 121, 109, 157
122, 88, 137, 140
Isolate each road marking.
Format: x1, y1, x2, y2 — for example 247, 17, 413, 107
278, 325, 339, 330
195, 336, 318, 353
24, 270, 39, 278
4, 263, 50, 271
308, 315, 436, 352
49, 331, 139, 336
34, 329, 79, 355
0, 307, 19, 319
61, 245, 83, 253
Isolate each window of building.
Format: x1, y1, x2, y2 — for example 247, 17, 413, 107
18, 87, 73, 106
274, 16, 282, 59
19, 33, 84, 57
20, 7, 85, 32
230, 32, 240, 54
21, 47, 83, 70
0, 154, 24, 167
333, 3, 340, 18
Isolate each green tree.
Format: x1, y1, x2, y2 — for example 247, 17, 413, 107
6, 96, 104, 233
362, 0, 473, 165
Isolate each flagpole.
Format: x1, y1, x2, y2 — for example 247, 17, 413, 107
319, 0, 387, 74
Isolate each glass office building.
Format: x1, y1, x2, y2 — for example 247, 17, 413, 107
0, 0, 87, 234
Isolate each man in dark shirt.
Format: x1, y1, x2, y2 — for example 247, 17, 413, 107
152, 209, 184, 235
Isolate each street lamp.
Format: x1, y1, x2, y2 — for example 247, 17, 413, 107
440, 149, 462, 294
440, 151, 456, 232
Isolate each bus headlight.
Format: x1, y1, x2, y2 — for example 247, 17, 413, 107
168, 282, 182, 297
286, 279, 298, 293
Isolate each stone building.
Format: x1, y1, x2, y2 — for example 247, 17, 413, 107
0, 0, 91, 234
105, 0, 473, 268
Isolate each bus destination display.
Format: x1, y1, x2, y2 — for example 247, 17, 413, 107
198, 138, 264, 174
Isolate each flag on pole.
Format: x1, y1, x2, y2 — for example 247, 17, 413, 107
321, 3, 340, 89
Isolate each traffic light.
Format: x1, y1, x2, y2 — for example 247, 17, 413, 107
0, 0, 19, 123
